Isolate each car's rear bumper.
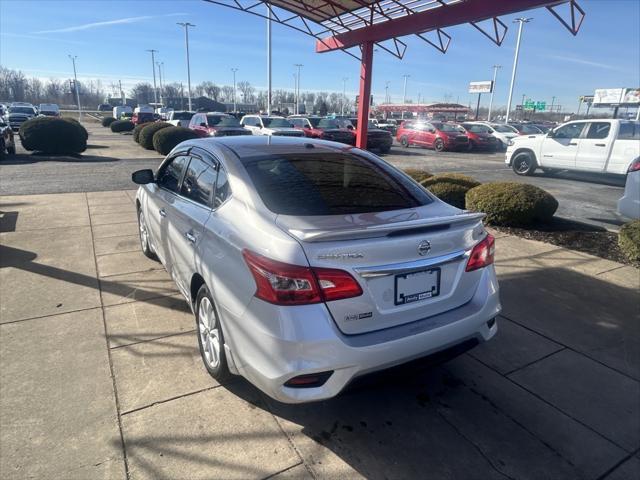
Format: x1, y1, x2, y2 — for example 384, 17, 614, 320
221, 265, 500, 403
617, 172, 640, 219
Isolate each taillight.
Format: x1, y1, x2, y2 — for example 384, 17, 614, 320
242, 250, 362, 306
628, 159, 640, 173
465, 234, 495, 272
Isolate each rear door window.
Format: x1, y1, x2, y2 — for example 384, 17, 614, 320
213, 168, 231, 208
180, 157, 217, 206
585, 122, 611, 139
157, 155, 190, 193
618, 122, 640, 140
242, 152, 432, 215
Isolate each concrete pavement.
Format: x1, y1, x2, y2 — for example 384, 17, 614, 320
0, 190, 638, 479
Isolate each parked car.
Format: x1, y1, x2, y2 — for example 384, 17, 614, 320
288, 116, 356, 145
156, 107, 173, 120
113, 105, 132, 120
0, 117, 16, 158
397, 121, 469, 152
167, 110, 195, 128
6, 105, 37, 131
349, 118, 393, 153
131, 135, 500, 403
38, 103, 60, 117
377, 118, 398, 135
506, 120, 640, 176
618, 158, 640, 219
240, 115, 304, 137
461, 123, 499, 151
472, 122, 519, 150
189, 112, 252, 137
508, 123, 544, 135
132, 106, 155, 125
98, 104, 113, 112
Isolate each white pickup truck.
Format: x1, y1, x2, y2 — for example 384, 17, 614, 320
506, 119, 639, 176
166, 110, 195, 128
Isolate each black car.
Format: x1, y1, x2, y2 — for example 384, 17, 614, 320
98, 104, 113, 112
348, 118, 393, 153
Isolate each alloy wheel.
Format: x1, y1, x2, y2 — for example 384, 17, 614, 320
198, 297, 220, 369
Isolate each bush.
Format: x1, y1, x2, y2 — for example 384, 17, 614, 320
133, 122, 154, 143
139, 122, 171, 150
466, 182, 558, 226
110, 120, 135, 133
101, 116, 116, 127
421, 173, 481, 209
19, 116, 87, 154
619, 221, 640, 262
63, 117, 88, 141
153, 126, 199, 155
403, 168, 432, 183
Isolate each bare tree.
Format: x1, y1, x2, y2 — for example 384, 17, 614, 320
237, 81, 255, 103
220, 85, 235, 103
130, 82, 155, 104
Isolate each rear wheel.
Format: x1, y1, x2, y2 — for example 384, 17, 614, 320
400, 135, 409, 148
434, 139, 445, 152
195, 285, 231, 382
137, 207, 157, 260
512, 152, 537, 176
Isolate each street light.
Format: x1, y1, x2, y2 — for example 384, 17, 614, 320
156, 61, 164, 106
342, 77, 348, 115
487, 65, 501, 122
402, 74, 410, 119
505, 18, 532, 123
294, 64, 303, 114
385, 81, 390, 104
521, 93, 527, 120
146, 49, 158, 105
68, 55, 81, 119
177, 22, 195, 111
231, 68, 238, 112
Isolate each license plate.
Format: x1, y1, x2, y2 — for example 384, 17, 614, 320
394, 268, 441, 305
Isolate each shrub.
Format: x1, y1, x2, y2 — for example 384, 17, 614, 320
19, 116, 87, 154
153, 126, 199, 155
139, 122, 171, 150
101, 116, 116, 127
619, 221, 640, 262
466, 182, 558, 226
133, 122, 154, 143
421, 173, 481, 209
63, 117, 88, 141
403, 168, 432, 183
110, 120, 135, 133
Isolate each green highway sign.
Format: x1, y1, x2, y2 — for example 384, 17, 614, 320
524, 100, 546, 111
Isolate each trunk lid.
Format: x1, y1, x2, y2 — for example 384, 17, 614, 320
277, 205, 487, 335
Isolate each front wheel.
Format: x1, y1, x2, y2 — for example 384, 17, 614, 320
196, 285, 231, 383
137, 208, 157, 260
434, 139, 445, 152
400, 135, 409, 148
512, 152, 537, 176
6, 145, 15, 155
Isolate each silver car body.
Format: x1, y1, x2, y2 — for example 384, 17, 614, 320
135, 137, 500, 403
618, 167, 640, 219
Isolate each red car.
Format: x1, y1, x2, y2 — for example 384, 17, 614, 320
288, 117, 356, 145
396, 121, 469, 151
461, 123, 499, 151
131, 111, 154, 125
189, 112, 252, 137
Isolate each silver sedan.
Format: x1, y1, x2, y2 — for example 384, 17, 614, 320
133, 136, 500, 403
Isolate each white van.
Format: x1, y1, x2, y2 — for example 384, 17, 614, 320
506, 120, 640, 176
112, 105, 132, 119
38, 103, 60, 117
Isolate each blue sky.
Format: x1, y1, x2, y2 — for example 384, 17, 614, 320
1, 0, 638, 112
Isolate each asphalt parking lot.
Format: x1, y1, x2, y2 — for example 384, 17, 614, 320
0, 120, 638, 479
0, 120, 627, 231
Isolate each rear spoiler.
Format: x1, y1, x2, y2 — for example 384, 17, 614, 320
287, 212, 485, 242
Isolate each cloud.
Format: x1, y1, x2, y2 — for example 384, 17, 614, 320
544, 54, 626, 72
34, 13, 186, 34
1, 32, 87, 45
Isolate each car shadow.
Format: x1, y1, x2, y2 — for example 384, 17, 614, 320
1, 153, 119, 164
531, 170, 625, 187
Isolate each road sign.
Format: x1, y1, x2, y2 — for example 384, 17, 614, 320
468, 81, 493, 94
524, 100, 546, 111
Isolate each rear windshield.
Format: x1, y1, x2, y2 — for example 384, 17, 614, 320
173, 112, 194, 120
463, 124, 491, 133
492, 124, 517, 133
207, 115, 241, 127
242, 152, 432, 215
263, 117, 293, 128
316, 118, 340, 129
618, 122, 640, 140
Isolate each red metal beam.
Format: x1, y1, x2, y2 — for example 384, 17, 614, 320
356, 41, 374, 149
316, 0, 565, 52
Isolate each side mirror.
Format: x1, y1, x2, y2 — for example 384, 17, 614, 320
547, 130, 555, 138
347, 124, 354, 130
132, 169, 155, 185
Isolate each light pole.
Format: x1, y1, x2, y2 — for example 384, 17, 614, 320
231, 68, 238, 112
402, 74, 410, 119
177, 22, 195, 111
550, 95, 556, 116
505, 18, 531, 123
146, 49, 158, 105
385, 81, 390, 104
266, 7, 272, 114
156, 61, 164, 106
487, 64, 501, 122
342, 77, 348, 115
294, 64, 303, 114
521, 93, 526, 120
68, 55, 81, 119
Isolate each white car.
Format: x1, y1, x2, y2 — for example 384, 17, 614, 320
240, 115, 304, 137
166, 110, 194, 128
618, 158, 640, 219
132, 136, 500, 403
506, 120, 640, 176
467, 122, 519, 150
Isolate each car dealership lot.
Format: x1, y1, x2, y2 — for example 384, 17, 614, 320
1, 189, 638, 479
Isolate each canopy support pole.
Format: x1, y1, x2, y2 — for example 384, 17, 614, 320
356, 41, 374, 149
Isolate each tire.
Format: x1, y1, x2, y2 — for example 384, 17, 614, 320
137, 207, 158, 260
7, 145, 15, 155
195, 285, 232, 382
467, 142, 474, 152
400, 135, 409, 148
512, 151, 537, 176
0, 139, 5, 160
379, 144, 391, 154
434, 139, 444, 152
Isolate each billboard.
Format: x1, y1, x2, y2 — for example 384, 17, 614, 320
622, 88, 640, 104
468, 81, 493, 94
594, 88, 624, 105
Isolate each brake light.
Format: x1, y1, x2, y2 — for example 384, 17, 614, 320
465, 234, 495, 272
242, 250, 362, 305
628, 159, 640, 173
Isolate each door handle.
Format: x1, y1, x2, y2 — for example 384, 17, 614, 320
185, 232, 196, 244
569, 142, 578, 146
159, 208, 166, 217
595, 143, 606, 147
